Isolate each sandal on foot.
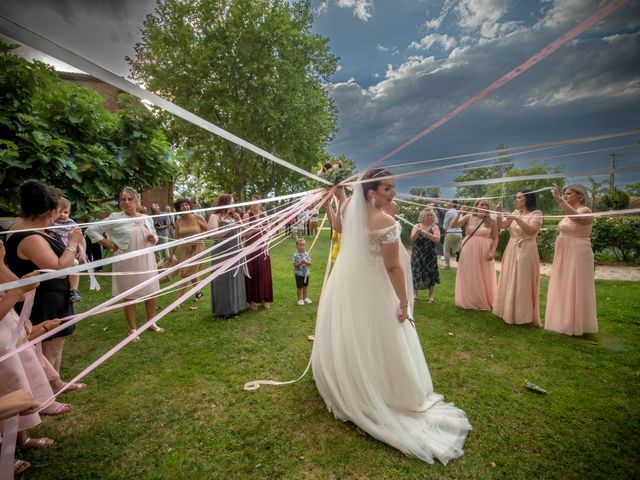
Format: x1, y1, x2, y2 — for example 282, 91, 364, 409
20, 437, 55, 449
128, 330, 140, 342
41, 402, 72, 416
14, 459, 30, 474
195, 291, 204, 300
149, 323, 165, 333
53, 382, 87, 394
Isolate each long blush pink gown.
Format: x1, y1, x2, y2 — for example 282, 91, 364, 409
455, 218, 497, 310
493, 211, 543, 326
544, 216, 597, 335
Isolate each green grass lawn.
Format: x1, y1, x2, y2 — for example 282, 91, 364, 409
19, 233, 640, 479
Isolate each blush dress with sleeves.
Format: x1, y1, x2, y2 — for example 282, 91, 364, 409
492, 211, 543, 326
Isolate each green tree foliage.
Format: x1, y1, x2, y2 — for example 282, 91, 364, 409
623, 181, 640, 197
454, 146, 511, 199
591, 216, 640, 262
597, 188, 630, 211
483, 163, 564, 213
0, 42, 175, 217
588, 176, 608, 209
453, 145, 564, 213
409, 186, 441, 200
127, 0, 338, 200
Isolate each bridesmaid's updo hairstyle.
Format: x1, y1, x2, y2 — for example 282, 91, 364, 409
518, 189, 538, 211
19, 179, 60, 218
361, 168, 392, 198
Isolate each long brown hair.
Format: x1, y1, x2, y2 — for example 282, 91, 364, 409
472, 198, 493, 227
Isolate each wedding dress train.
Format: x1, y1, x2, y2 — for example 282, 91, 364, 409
311, 185, 471, 464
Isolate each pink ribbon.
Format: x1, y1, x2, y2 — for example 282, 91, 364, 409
367, 0, 631, 169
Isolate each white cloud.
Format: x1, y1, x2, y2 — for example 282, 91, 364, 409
424, 0, 455, 30
409, 33, 458, 51
315, 1, 329, 16
376, 44, 391, 52
538, 0, 592, 29
336, 64, 343, 72
324, 28, 639, 169
336, 0, 374, 22
455, 0, 513, 39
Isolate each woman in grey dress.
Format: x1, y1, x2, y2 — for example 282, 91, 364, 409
207, 194, 247, 319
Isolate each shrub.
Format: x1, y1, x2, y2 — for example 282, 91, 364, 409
591, 216, 640, 262
597, 189, 630, 211
536, 227, 559, 263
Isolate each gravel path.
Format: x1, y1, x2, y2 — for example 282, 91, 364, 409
439, 258, 640, 282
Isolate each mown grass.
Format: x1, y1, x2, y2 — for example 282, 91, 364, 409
19, 233, 640, 479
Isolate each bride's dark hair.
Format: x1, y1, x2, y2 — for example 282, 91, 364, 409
361, 168, 392, 198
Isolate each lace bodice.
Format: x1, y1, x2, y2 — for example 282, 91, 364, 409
369, 222, 401, 256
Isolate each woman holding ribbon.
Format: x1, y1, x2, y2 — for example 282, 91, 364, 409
493, 190, 543, 326
544, 184, 598, 336
86, 187, 164, 340
5, 180, 83, 371
243, 196, 273, 310
207, 194, 247, 319
312, 168, 471, 465
451, 199, 498, 310
172, 198, 208, 303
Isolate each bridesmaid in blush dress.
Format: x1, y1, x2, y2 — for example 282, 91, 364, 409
493, 190, 543, 326
544, 184, 597, 336
451, 199, 498, 310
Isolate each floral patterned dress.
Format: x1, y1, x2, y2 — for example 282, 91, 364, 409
411, 226, 440, 290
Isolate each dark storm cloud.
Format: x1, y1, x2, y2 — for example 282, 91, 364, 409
0, 0, 156, 76
325, 23, 640, 177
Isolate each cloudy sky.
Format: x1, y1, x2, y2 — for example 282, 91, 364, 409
1, 0, 639, 195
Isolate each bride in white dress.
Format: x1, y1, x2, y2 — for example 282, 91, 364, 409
311, 169, 472, 465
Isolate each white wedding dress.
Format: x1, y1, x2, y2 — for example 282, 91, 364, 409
311, 185, 472, 465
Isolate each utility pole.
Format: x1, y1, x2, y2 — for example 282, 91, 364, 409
609, 153, 620, 190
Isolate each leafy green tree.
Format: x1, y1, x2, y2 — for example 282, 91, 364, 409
592, 216, 639, 262
454, 145, 511, 199
598, 188, 630, 211
588, 176, 608, 209
409, 187, 440, 200
114, 93, 176, 194
484, 162, 564, 213
127, 0, 338, 200
0, 42, 176, 217
624, 181, 640, 197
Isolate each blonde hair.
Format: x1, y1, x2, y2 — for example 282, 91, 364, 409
59, 197, 71, 210
120, 186, 141, 209
472, 199, 493, 227
565, 184, 591, 208
419, 207, 436, 223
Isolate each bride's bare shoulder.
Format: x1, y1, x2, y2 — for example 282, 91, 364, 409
368, 210, 395, 231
